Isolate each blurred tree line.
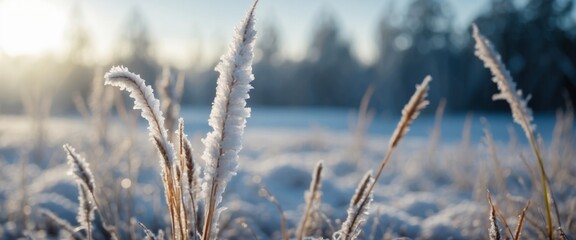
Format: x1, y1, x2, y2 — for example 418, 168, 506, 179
0, 0, 574, 114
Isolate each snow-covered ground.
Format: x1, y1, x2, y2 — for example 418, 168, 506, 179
0, 108, 573, 239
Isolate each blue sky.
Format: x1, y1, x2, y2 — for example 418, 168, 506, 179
0, 0, 490, 67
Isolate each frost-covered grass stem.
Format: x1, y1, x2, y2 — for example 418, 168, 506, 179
473, 24, 554, 239
335, 171, 373, 240
200, 1, 258, 239
105, 66, 187, 239
487, 191, 501, 240
369, 76, 431, 196
296, 161, 323, 240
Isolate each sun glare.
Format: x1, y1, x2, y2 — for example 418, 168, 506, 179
0, 0, 67, 56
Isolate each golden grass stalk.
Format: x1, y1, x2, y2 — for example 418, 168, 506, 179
486, 189, 514, 239
297, 161, 323, 240
343, 75, 430, 238
200, 1, 258, 239
370, 75, 431, 193
487, 191, 501, 240
389, 76, 432, 150
105, 66, 187, 239
513, 200, 530, 240
177, 118, 200, 239
473, 24, 554, 239
335, 171, 374, 240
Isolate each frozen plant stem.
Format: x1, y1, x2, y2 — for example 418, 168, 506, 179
346, 76, 431, 238
201, 1, 258, 239
297, 161, 323, 240
514, 200, 530, 240
472, 24, 554, 239
487, 191, 501, 240
335, 171, 374, 240
105, 66, 187, 239
369, 76, 431, 196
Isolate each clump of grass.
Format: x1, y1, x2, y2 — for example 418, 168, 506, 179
104, 66, 188, 239
103, 1, 259, 239
177, 118, 200, 239
473, 24, 557, 239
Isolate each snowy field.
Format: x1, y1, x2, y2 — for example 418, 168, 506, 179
0, 108, 574, 239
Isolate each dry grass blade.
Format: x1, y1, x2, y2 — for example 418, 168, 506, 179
389, 76, 432, 149
336, 171, 374, 240
383, 75, 431, 173
104, 66, 176, 175
485, 188, 513, 239
557, 227, 568, 240
514, 200, 530, 240
77, 184, 95, 240
157, 66, 184, 139
297, 161, 323, 240
258, 185, 288, 240
63, 144, 119, 239
351, 84, 375, 162
139, 222, 158, 240
481, 119, 508, 198
64, 144, 95, 193
105, 66, 186, 239
178, 118, 200, 239
39, 209, 83, 240
337, 75, 431, 239
201, 1, 258, 239
473, 24, 554, 239
63, 144, 96, 240
358, 76, 431, 214
487, 191, 501, 240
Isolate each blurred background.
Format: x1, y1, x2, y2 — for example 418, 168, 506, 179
0, 0, 575, 115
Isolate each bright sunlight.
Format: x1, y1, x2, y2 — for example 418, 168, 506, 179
0, 0, 67, 56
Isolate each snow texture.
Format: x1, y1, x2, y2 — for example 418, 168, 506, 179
0, 108, 571, 239
200, 2, 257, 238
